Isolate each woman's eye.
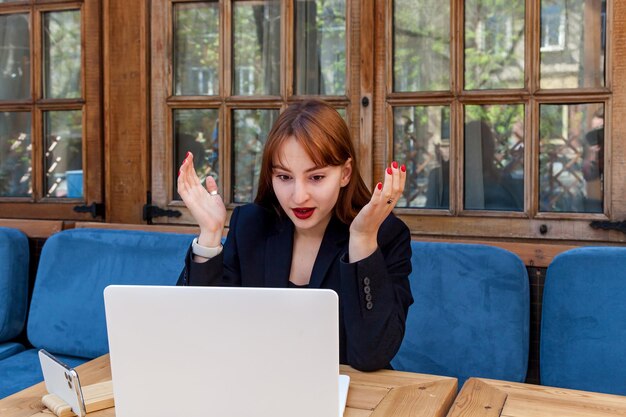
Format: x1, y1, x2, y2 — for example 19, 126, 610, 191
311, 175, 325, 182
276, 174, 291, 181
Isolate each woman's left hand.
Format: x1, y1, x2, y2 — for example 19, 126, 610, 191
349, 161, 406, 262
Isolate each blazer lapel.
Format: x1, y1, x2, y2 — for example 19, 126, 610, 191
264, 217, 294, 288
308, 217, 349, 289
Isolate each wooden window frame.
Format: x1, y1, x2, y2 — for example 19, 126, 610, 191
373, 0, 623, 243
0, 0, 103, 220
150, 0, 365, 225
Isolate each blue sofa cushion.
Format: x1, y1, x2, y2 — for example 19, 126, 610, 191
0, 342, 24, 361
0, 227, 29, 341
0, 349, 87, 399
27, 228, 194, 359
541, 247, 626, 395
392, 242, 529, 385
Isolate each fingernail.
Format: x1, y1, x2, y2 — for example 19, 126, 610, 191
392, 161, 398, 169
401, 164, 406, 172
386, 167, 392, 175
178, 170, 181, 177
377, 182, 382, 190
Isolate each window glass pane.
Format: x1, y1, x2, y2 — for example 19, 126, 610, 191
44, 110, 82, 198
393, 106, 450, 209
540, 0, 606, 89
464, 105, 524, 211
43, 10, 81, 99
294, 0, 346, 95
173, 109, 219, 200
539, 103, 604, 212
0, 13, 30, 100
232, 108, 279, 203
465, 0, 525, 90
393, 0, 450, 92
0, 111, 31, 197
233, 0, 280, 96
174, 2, 220, 96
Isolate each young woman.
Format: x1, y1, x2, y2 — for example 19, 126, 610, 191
177, 100, 413, 371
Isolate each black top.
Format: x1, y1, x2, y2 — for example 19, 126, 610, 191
178, 203, 413, 371
288, 281, 309, 288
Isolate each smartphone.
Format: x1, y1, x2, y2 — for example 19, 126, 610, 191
38, 349, 87, 417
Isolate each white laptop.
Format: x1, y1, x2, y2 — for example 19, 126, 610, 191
104, 285, 349, 417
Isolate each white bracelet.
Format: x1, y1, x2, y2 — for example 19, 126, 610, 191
192, 237, 223, 259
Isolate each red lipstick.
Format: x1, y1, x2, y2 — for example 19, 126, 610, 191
292, 208, 315, 220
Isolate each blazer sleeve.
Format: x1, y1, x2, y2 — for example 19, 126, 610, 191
339, 216, 413, 371
176, 206, 242, 287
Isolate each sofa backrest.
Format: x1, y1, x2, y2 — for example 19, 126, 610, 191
392, 241, 529, 385
0, 227, 29, 342
27, 228, 194, 358
541, 246, 626, 395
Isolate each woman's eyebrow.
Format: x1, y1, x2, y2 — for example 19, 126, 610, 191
272, 164, 327, 173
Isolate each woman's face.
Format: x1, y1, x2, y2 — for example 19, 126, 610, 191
272, 137, 351, 236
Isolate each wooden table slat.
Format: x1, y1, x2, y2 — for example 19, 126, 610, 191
448, 377, 626, 417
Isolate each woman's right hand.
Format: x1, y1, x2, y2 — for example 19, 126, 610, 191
177, 152, 226, 247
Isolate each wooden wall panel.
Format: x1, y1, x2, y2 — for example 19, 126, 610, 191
103, 0, 149, 223
611, 0, 626, 219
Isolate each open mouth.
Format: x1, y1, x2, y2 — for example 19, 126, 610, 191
292, 208, 315, 220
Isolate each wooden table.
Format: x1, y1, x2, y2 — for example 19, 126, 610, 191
0, 355, 457, 417
448, 378, 626, 417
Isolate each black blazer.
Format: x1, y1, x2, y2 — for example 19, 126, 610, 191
178, 204, 413, 371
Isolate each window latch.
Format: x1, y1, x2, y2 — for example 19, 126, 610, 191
142, 191, 182, 224
590, 220, 626, 235
73, 202, 105, 219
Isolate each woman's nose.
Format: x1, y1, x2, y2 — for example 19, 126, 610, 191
292, 180, 310, 204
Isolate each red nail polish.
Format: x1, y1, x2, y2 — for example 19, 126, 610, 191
377, 182, 382, 190
392, 161, 398, 169
186, 151, 190, 158
387, 167, 392, 175
178, 170, 181, 177
401, 164, 406, 172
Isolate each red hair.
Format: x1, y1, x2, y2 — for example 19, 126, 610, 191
254, 100, 370, 224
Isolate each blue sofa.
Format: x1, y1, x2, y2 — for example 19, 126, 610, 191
541, 246, 626, 395
392, 241, 529, 385
0, 227, 29, 361
0, 228, 194, 399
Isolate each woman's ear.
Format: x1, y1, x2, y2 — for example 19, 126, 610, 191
340, 158, 352, 187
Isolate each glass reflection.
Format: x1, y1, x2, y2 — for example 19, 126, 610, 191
0, 13, 30, 100
44, 111, 82, 198
173, 109, 219, 200
233, 0, 280, 96
232, 108, 279, 203
540, 0, 606, 89
174, 2, 220, 96
539, 103, 604, 213
464, 105, 524, 211
0, 112, 31, 197
43, 10, 81, 98
294, 0, 345, 95
393, 106, 450, 209
393, 0, 449, 92
465, 0, 525, 90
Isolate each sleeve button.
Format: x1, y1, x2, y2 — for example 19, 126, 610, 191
365, 294, 372, 302
364, 285, 371, 294
363, 277, 371, 286
366, 301, 374, 310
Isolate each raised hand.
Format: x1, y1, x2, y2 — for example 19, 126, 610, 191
348, 161, 406, 262
177, 152, 226, 247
